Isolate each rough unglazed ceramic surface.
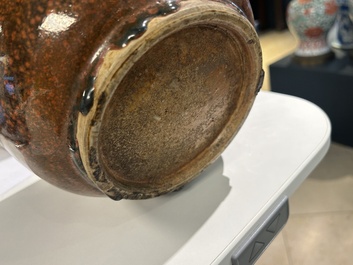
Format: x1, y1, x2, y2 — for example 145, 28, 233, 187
0, 0, 263, 200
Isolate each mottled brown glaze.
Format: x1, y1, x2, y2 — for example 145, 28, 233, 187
0, 0, 263, 199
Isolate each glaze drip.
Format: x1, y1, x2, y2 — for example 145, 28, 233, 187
79, 1, 180, 117
79, 76, 96, 116
116, 0, 180, 48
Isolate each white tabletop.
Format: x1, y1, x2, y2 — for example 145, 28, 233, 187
0, 91, 331, 265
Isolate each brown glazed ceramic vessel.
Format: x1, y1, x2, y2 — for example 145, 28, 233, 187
0, 0, 264, 200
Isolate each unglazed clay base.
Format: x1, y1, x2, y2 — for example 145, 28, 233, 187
77, 0, 263, 199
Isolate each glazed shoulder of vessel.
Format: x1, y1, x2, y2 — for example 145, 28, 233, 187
0, 0, 264, 200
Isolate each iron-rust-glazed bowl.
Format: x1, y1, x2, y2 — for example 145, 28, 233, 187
0, 0, 264, 200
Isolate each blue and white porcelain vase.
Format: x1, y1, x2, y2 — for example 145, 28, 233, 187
331, 0, 353, 49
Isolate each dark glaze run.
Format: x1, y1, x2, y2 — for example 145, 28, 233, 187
79, 0, 180, 117
79, 76, 96, 116
0, 0, 255, 196
116, 0, 179, 48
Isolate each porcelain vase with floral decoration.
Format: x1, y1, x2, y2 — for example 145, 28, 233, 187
287, 0, 338, 65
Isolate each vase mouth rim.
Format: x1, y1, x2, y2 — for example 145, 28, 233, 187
76, 0, 263, 200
